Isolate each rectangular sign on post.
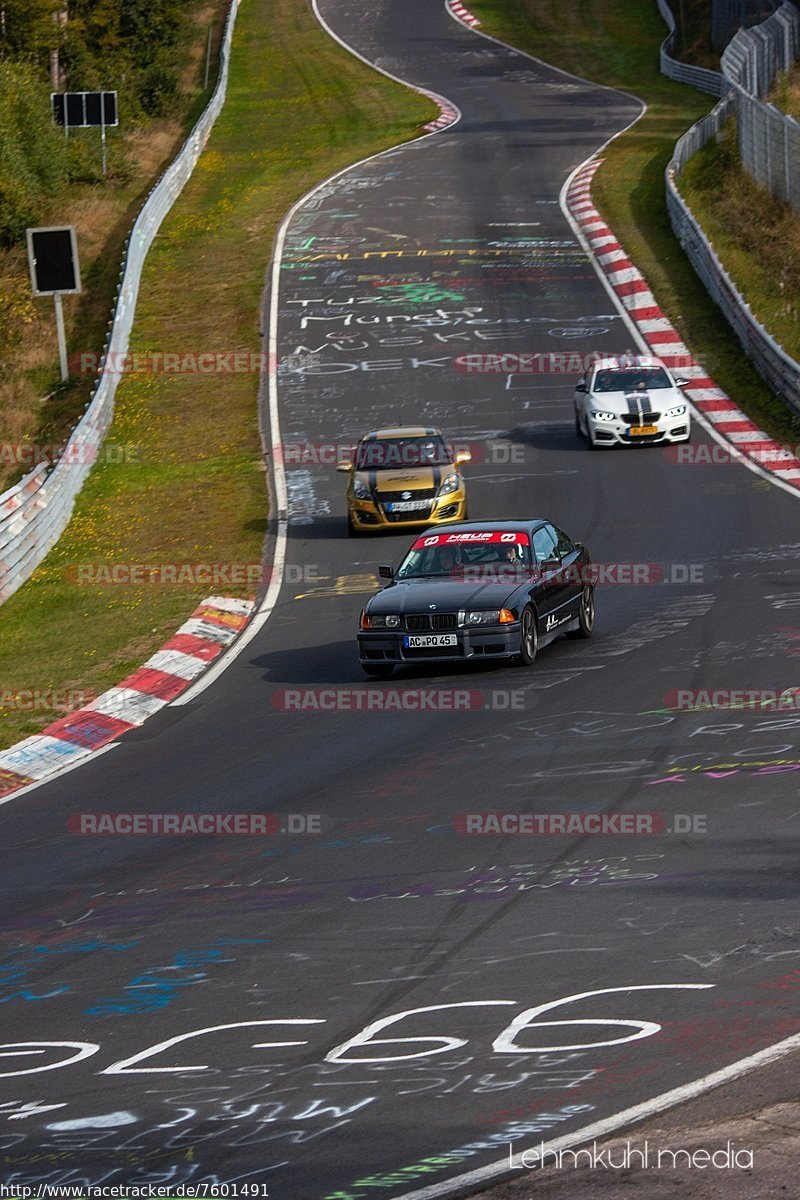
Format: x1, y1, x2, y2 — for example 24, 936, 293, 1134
26, 226, 82, 383
26, 226, 81, 296
51, 91, 118, 128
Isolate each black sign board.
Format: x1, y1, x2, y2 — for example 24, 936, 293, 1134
52, 91, 118, 129
26, 227, 82, 296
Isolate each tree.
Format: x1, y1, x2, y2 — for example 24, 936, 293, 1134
0, 60, 68, 243
0, 0, 63, 73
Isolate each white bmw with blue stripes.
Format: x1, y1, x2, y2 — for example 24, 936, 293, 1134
574, 355, 692, 448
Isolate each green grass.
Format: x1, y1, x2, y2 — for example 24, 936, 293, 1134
0, 0, 435, 751
470, 0, 800, 444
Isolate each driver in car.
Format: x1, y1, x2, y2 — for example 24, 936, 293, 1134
437, 544, 461, 575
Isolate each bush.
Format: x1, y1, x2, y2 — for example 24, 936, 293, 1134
0, 275, 36, 360
136, 62, 180, 116
0, 62, 69, 245
119, 0, 186, 68
63, 1, 192, 123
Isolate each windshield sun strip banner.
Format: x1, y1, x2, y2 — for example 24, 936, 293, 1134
412, 531, 531, 548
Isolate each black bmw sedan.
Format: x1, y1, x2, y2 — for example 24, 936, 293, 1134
357, 520, 594, 678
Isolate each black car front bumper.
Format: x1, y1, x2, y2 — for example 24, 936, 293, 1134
358, 625, 521, 666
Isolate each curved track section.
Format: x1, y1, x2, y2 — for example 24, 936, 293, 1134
1, 4, 800, 1198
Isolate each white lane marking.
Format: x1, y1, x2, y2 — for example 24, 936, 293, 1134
172, 211, 288, 704
393, 1027, 800, 1198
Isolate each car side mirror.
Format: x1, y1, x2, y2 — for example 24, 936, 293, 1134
336, 461, 353, 472
455, 450, 472, 464
540, 556, 561, 572
378, 564, 394, 581
675, 378, 689, 388
575, 382, 587, 393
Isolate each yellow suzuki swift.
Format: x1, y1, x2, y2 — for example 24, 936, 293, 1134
337, 426, 470, 536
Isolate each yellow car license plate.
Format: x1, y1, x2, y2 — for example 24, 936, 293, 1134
629, 425, 658, 436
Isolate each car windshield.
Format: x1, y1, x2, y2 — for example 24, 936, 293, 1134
397, 535, 532, 580
593, 367, 671, 393
355, 436, 452, 470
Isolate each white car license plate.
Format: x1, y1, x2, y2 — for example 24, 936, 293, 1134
385, 499, 430, 512
404, 634, 457, 649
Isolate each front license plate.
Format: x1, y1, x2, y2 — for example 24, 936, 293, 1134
385, 499, 431, 512
404, 634, 458, 649
629, 425, 658, 436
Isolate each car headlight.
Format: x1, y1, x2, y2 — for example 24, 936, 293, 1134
590, 410, 617, 422
438, 473, 461, 496
465, 609, 515, 626
665, 404, 687, 417
361, 613, 400, 630
352, 477, 371, 500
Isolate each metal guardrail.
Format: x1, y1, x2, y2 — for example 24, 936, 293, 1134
0, 1, 240, 605
657, 0, 731, 95
722, 2, 797, 94
660, 0, 800, 417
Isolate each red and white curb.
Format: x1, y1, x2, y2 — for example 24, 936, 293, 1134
0, 595, 255, 800
447, 0, 481, 28
566, 159, 800, 486
422, 93, 460, 132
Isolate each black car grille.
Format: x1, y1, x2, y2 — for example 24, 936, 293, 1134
405, 613, 458, 632
385, 508, 432, 523
621, 412, 660, 424
379, 488, 437, 503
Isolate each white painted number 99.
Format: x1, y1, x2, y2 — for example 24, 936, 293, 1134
326, 985, 712, 1064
